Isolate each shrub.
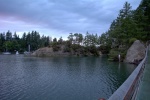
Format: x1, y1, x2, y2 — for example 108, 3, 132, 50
98, 45, 111, 54
129, 38, 137, 45
108, 49, 119, 61
71, 44, 81, 52
63, 46, 71, 52
88, 45, 99, 56
52, 45, 61, 52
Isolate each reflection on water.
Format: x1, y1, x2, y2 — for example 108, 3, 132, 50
0, 55, 136, 100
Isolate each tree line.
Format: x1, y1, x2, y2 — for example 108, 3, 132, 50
0, 30, 103, 54
0, 31, 50, 52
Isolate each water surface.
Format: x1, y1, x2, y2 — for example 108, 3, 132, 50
0, 55, 135, 100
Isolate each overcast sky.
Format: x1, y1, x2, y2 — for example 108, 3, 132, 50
0, 0, 141, 39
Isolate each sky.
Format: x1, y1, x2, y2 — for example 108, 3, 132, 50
0, 0, 141, 39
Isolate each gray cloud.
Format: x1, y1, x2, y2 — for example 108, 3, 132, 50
0, 0, 141, 38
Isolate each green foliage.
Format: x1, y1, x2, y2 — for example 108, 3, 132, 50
134, 0, 150, 41
6, 30, 12, 41
98, 45, 111, 54
109, 0, 150, 43
68, 33, 83, 45
88, 45, 99, 56
84, 32, 99, 46
108, 47, 127, 61
52, 38, 62, 52
0, 31, 50, 52
108, 49, 119, 61
0, 31, 103, 56
62, 41, 100, 56
53, 38, 57, 43
52, 45, 61, 52
71, 44, 81, 52
129, 38, 137, 45
68, 33, 74, 43
100, 1, 150, 61
63, 46, 71, 53
58, 37, 63, 44
107, 2, 137, 47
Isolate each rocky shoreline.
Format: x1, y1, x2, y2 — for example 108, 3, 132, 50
31, 45, 101, 57
31, 40, 146, 65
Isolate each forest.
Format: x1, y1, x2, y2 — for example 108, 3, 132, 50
0, 0, 150, 58
101, 0, 150, 60
0, 31, 50, 53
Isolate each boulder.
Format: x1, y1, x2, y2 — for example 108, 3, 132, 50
124, 40, 146, 64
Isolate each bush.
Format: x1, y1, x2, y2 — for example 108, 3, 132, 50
129, 38, 137, 45
98, 45, 111, 54
71, 44, 81, 52
88, 45, 99, 56
108, 49, 119, 61
63, 46, 71, 52
108, 48, 127, 61
52, 45, 61, 52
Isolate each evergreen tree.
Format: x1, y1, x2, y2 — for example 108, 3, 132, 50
6, 30, 12, 41
134, 0, 150, 41
107, 2, 136, 47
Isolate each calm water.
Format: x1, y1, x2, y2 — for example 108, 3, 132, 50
0, 55, 135, 100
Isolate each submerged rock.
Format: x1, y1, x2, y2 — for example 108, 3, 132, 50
124, 40, 146, 64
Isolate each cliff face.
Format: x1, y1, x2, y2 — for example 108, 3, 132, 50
124, 40, 146, 64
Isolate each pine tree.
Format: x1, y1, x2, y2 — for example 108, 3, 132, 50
134, 0, 150, 41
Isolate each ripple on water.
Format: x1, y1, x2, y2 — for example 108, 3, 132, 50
0, 55, 135, 100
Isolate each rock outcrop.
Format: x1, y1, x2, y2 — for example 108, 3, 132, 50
31, 44, 101, 57
31, 47, 70, 57
124, 40, 146, 64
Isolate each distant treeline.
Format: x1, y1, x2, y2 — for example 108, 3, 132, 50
0, 31, 50, 52
0, 30, 104, 53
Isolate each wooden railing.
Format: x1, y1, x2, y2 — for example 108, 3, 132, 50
108, 47, 148, 100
